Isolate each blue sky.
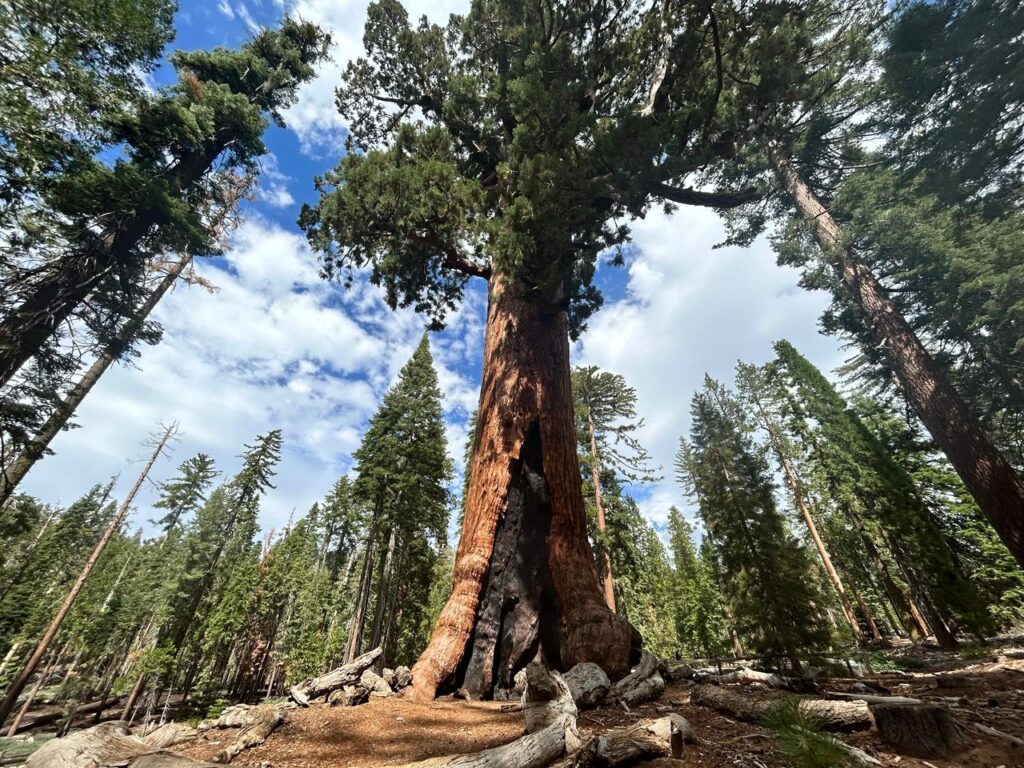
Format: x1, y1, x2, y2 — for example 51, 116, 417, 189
23, 0, 847, 542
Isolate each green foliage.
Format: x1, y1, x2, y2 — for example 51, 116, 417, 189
763, 698, 854, 768
668, 509, 728, 659
572, 366, 659, 485
882, 0, 1024, 208
678, 376, 829, 667
772, 340, 993, 637
301, 0, 781, 336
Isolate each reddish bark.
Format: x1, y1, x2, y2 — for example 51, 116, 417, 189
770, 145, 1024, 569
409, 276, 638, 701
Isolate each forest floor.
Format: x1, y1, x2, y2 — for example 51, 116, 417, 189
5, 644, 1023, 766
175, 648, 1024, 768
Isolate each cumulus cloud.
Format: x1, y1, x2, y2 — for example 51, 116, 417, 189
280, 0, 470, 155
22, 217, 482, 536
575, 205, 847, 536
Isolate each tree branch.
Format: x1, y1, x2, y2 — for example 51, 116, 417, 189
651, 182, 760, 209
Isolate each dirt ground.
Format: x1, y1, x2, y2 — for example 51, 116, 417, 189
173, 655, 1024, 768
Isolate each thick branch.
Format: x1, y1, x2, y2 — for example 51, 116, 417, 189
651, 182, 760, 209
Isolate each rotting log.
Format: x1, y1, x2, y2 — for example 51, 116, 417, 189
290, 646, 382, 706
571, 714, 695, 767
563, 663, 610, 709
870, 702, 971, 758
690, 685, 873, 730
400, 664, 579, 768
24, 721, 216, 768
211, 706, 284, 764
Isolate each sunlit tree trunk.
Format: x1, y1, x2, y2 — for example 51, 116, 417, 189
410, 276, 638, 700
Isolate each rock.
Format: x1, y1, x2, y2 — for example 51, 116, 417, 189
361, 669, 393, 697
328, 685, 369, 707
394, 666, 413, 690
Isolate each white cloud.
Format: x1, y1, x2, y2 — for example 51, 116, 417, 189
217, 0, 235, 19
21, 217, 480, 536
236, 2, 261, 32
280, 0, 470, 155
575, 205, 846, 537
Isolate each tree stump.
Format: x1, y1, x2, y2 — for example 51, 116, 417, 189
870, 702, 971, 757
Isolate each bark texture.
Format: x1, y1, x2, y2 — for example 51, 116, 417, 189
770, 145, 1024, 569
690, 684, 873, 730
871, 702, 971, 757
410, 278, 638, 701
572, 714, 694, 767
290, 646, 382, 706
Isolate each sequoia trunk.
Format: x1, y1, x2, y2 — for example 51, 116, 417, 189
409, 276, 638, 701
769, 145, 1024, 569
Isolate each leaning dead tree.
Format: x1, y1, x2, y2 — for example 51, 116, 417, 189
0, 423, 178, 727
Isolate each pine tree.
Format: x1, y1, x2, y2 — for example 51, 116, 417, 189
0, 20, 330, 388
347, 335, 451, 669
667, 508, 727, 660
572, 365, 659, 612
772, 340, 992, 646
736, 361, 866, 646
677, 377, 828, 673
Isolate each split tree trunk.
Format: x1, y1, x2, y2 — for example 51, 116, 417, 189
409, 276, 638, 701
0, 254, 192, 506
770, 145, 1024, 569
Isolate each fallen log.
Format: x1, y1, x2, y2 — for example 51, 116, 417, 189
825, 691, 923, 706
972, 722, 1024, 748
211, 706, 284, 764
870, 702, 971, 758
400, 664, 579, 768
563, 664, 610, 709
571, 713, 695, 767
290, 647, 383, 706
24, 721, 217, 768
690, 685, 872, 731
711, 667, 820, 694
11, 695, 125, 734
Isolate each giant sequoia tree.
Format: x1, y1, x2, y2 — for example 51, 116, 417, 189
301, 0, 763, 699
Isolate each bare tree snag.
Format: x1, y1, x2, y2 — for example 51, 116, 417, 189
0, 424, 178, 727
289, 646, 382, 706
690, 685, 873, 730
572, 714, 695, 767
563, 663, 611, 709
870, 702, 971, 757
410, 278, 638, 701
769, 144, 1024, 569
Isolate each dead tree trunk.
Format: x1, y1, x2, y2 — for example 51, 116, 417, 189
0, 255, 191, 506
586, 413, 616, 612
410, 276, 638, 701
770, 145, 1024, 569
0, 424, 177, 726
